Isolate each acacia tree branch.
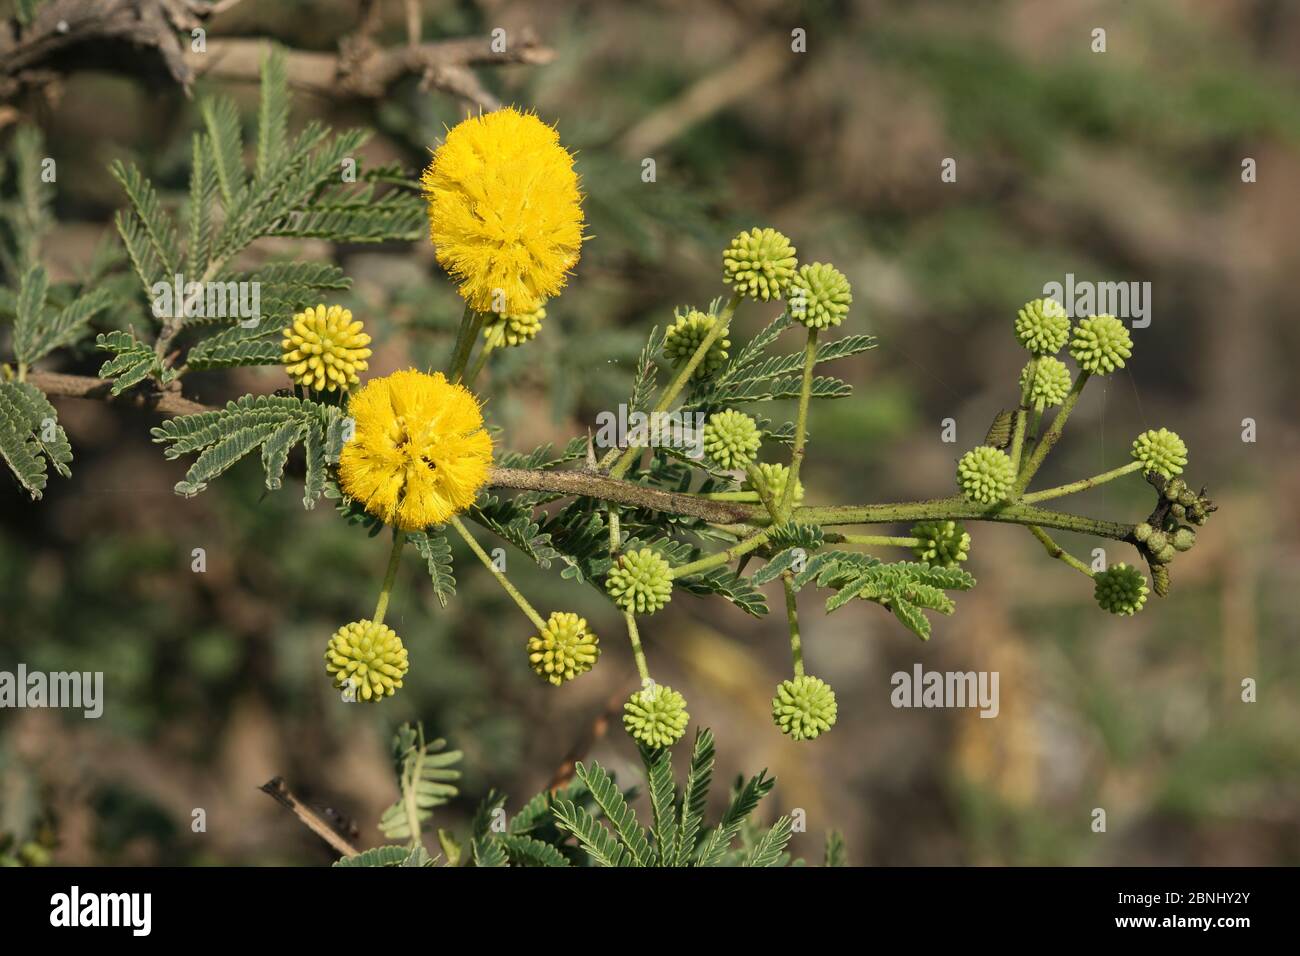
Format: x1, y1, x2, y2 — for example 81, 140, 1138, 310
258, 776, 360, 859
0, 0, 553, 107
26, 369, 213, 416
30, 370, 1139, 543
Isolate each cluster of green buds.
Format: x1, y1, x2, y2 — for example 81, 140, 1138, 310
1132, 474, 1217, 596
483, 301, 546, 349
602, 227, 860, 747
950, 297, 1216, 618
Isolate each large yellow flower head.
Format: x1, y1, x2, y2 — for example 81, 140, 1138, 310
421, 108, 584, 316
338, 369, 493, 531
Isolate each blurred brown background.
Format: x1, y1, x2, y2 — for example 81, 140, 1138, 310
1, 0, 1298, 865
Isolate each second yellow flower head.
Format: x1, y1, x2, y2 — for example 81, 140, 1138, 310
421, 107, 584, 316
338, 369, 493, 530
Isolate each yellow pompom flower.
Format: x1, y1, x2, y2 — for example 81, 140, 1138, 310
338, 369, 493, 531
282, 304, 372, 392
421, 108, 584, 316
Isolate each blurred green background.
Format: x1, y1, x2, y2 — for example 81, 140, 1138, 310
2, 0, 1298, 865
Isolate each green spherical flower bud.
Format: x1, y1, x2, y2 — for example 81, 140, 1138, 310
1164, 477, 1187, 502
324, 619, 409, 702
527, 611, 599, 686
772, 675, 838, 741
1131, 428, 1188, 479
1070, 314, 1132, 375
1172, 527, 1196, 552
788, 262, 852, 329
910, 520, 971, 568
605, 548, 673, 614
623, 683, 689, 749
957, 446, 1015, 504
702, 409, 762, 470
1170, 503, 1187, 520
750, 461, 804, 506
1155, 544, 1176, 563
1146, 529, 1169, 554
723, 227, 798, 301
1019, 356, 1073, 407
1134, 522, 1153, 543
1014, 298, 1070, 355
1094, 563, 1149, 616
663, 308, 730, 378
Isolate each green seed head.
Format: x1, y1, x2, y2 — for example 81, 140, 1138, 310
623, 683, 689, 749
663, 308, 730, 378
788, 262, 852, 330
702, 409, 762, 470
722, 227, 798, 301
1131, 427, 1188, 479
605, 548, 674, 615
1014, 298, 1070, 355
527, 611, 599, 686
957, 446, 1015, 504
910, 520, 971, 568
1094, 562, 1149, 615
1070, 314, 1132, 375
772, 675, 838, 741
1019, 356, 1073, 407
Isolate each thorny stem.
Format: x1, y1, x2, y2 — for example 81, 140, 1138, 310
1013, 370, 1090, 495
779, 326, 819, 519
372, 528, 407, 625
1027, 524, 1095, 578
449, 515, 547, 631
782, 573, 804, 678
606, 291, 743, 479
623, 611, 650, 683
1020, 460, 1144, 504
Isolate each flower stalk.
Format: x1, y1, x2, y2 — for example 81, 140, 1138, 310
1020, 459, 1144, 504
449, 515, 547, 631
779, 326, 819, 519
1013, 370, 1090, 495
371, 528, 407, 625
